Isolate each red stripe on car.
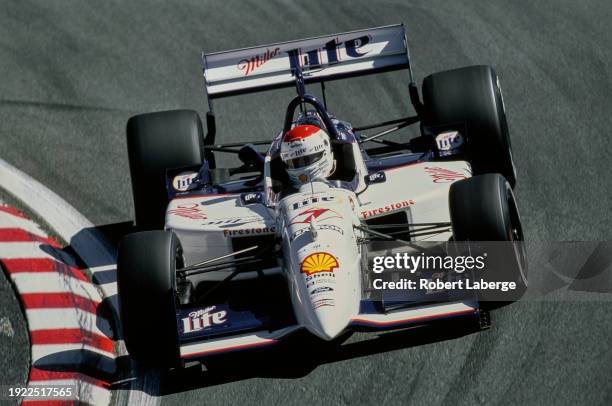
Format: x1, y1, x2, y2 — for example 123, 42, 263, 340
183, 339, 277, 358
351, 309, 476, 326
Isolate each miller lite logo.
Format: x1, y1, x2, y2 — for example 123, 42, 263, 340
435, 131, 464, 152
181, 306, 228, 334
238, 47, 281, 76
365, 171, 386, 185
235, 35, 372, 77
292, 196, 335, 210
241, 192, 263, 205
287, 35, 371, 72
172, 171, 198, 192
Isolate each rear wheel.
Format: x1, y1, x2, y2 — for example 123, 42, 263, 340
117, 230, 182, 367
422, 65, 516, 187
127, 110, 205, 230
449, 174, 526, 305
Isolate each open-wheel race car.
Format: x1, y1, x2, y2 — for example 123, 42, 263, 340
117, 25, 526, 367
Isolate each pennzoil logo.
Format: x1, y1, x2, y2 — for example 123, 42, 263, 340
300, 252, 339, 276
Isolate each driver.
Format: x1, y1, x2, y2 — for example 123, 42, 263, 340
280, 124, 335, 186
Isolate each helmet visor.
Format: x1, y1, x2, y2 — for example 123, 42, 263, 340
285, 151, 324, 169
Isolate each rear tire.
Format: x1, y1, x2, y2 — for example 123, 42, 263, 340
449, 174, 527, 305
422, 65, 516, 187
127, 110, 204, 230
117, 230, 182, 367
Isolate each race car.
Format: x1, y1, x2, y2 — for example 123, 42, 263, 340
117, 24, 526, 367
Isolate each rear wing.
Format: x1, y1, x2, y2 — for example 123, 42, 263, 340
202, 24, 412, 100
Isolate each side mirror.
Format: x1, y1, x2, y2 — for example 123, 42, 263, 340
228, 143, 266, 177
238, 143, 264, 171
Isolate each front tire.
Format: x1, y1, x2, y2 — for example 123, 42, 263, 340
127, 110, 205, 230
422, 65, 516, 187
449, 174, 527, 304
449, 174, 522, 242
117, 230, 182, 367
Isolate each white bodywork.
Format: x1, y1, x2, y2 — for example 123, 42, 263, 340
278, 183, 362, 339
358, 161, 471, 239
170, 24, 479, 346
165, 160, 471, 341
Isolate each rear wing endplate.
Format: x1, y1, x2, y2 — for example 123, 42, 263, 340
202, 24, 411, 100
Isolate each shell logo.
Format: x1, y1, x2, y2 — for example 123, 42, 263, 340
300, 252, 339, 276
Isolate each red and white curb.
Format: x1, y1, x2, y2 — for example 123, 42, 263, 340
0, 203, 113, 404
0, 158, 159, 406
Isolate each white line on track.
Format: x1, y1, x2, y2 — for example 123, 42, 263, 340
26, 308, 113, 337
0, 241, 67, 259
12, 272, 102, 296
0, 210, 48, 235
31, 343, 116, 365
25, 378, 113, 404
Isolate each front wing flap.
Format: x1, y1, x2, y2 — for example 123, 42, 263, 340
351, 300, 479, 331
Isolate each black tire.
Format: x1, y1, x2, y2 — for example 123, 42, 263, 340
127, 110, 204, 230
422, 65, 517, 188
449, 174, 522, 241
117, 230, 183, 367
449, 174, 527, 304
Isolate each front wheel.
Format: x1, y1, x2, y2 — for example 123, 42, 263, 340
117, 230, 182, 367
127, 110, 205, 230
449, 174, 527, 305
422, 65, 517, 187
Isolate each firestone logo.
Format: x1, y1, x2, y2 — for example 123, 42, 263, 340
181, 306, 227, 334
360, 200, 415, 219
223, 226, 276, 237
238, 47, 280, 76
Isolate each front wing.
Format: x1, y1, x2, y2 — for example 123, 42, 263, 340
176, 299, 479, 360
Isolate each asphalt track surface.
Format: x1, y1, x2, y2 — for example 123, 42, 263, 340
0, 260, 30, 393
1, 1, 611, 405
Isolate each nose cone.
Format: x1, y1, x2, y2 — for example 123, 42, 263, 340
307, 306, 349, 341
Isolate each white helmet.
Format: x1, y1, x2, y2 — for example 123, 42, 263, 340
280, 125, 335, 186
